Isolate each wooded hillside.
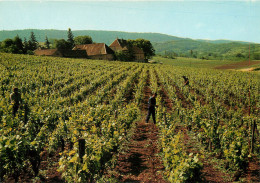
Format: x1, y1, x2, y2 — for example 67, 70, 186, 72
1, 29, 259, 60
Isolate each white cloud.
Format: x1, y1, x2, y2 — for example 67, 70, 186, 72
195, 23, 205, 29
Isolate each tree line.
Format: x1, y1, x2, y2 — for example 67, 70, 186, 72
0, 28, 155, 60
0, 28, 92, 55
154, 40, 260, 61
0, 32, 38, 55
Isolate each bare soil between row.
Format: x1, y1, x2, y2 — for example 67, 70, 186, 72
214, 60, 260, 70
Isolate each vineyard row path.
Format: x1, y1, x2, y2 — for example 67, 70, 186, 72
154, 70, 229, 183
108, 69, 168, 182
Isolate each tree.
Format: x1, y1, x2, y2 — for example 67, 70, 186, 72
1, 38, 15, 53
67, 28, 74, 49
23, 38, 29, 54
54, 39, 71, 50
45, 36, 50, 49
128, 39, 155, 59
253, 53, 260, 60
0, 36, 24, 54
74, 36, 93, 45
28, 32, 38, 51
114, 51, 133, 61
1, 38, 14, 48
236, 53, 244, 58
13, 35, 24, 53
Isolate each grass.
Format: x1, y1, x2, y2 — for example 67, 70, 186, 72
152, 56, 249, 69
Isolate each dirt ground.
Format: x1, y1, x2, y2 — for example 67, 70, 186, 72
214, 60, 260, 70
108, 69, 168, 182
5, 68, 259, 183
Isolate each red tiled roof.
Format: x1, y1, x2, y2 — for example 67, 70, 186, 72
34, 49, 58, 56
110, 39, 128, 51
59, 50, 88, 58
110, 39, 144, 55
73, 43, 114, 56
34, 49, 87, 58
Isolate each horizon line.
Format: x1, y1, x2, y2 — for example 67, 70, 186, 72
0, 28, 258, 44
0, 0, 258, 2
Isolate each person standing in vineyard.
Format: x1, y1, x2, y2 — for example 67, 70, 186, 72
146, 92, 157, 124
10, 87, 22, 116
182, 76, 189, 86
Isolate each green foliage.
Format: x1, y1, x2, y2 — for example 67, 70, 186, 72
252, 52, 260, 60
0, 29, 182, 44
128, 38, 155, 59
0, 53, 143, 181
28, 31, 38, 51
160, 129, 203, 182
74, 35, 93, 45
45, 36, 50, 49
153, 56, 260, 69
155, 65, 259, 173
58, 104, 139, 182
1, 39, 15, 53
23, 38, 29, 53
236, 53, 244, 58
0, 52, 259, 182
114, 51, 133, 62
154, 40, 260, 60
113, 39, 155, 61
53, 39, 71, 50
1, 29, 259, 61
13, 35, 24, 53
0, 36, 24, 54
67, 28, 74, 49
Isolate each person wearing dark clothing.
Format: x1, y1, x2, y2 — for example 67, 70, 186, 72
10, 87, 22, 116
146, 93, 157, 124
182, 76, 189, 86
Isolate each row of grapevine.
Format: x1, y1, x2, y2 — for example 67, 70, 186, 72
0, 53, 144, 181
148, 68, 203, 182
0, 53, 259, 182
154, 65, 259, 177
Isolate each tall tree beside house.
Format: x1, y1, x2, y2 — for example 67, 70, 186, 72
74, 36, 93, 45
54, 39, 71, 50
28, 31, 38, 51
0, 36, 24, 54
13, 35, 24, 54
23, 38, 29, 53
1, 38, 15, 53
45, 36, 50, 49
115, 50, 134, 62
128, 39, 155, 59
67, 28, 74, 49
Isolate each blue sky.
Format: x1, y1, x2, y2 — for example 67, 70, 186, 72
0, 0, 259, 43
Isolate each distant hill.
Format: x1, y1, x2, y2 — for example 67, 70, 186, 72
153, 39, 260, 60
0, 29, 251, 45
0, 29, 183, 44
0, 29, 259, 60
196, 39, 252, 44
154, 39, 252, 54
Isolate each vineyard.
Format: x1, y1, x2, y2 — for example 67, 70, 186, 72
0, 53, 259, 182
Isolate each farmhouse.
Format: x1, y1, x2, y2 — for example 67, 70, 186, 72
109, 38, 145, 61
132, 46, 146, 61
73, 43, 114, 61
34, 48, 87, 58
110, 38, 129, 52
34, 39, 147, 62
